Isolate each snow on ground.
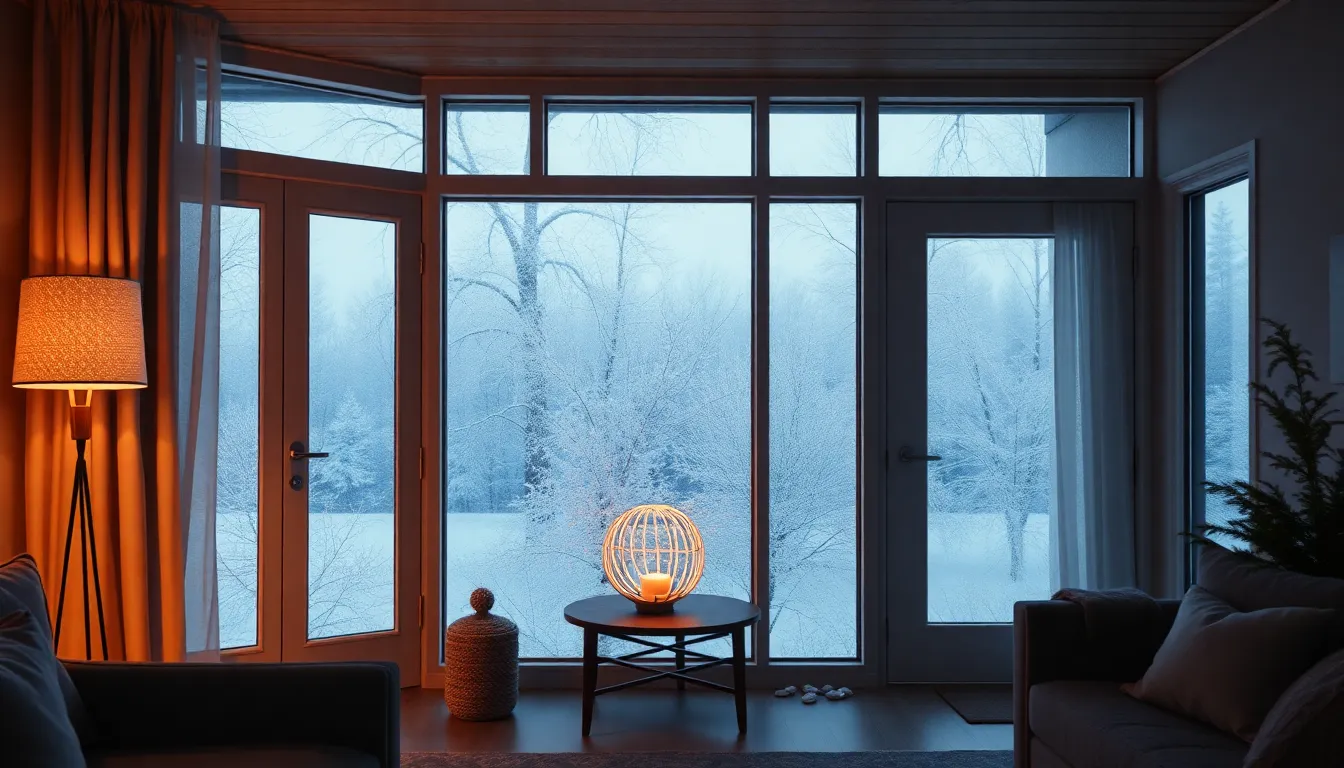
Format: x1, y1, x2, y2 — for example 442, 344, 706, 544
928, 511, 1050, 623
218, 511, 1051, 653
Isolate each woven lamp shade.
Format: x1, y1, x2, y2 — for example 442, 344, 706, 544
12, 276, 147, 390
602, 504, 704, 614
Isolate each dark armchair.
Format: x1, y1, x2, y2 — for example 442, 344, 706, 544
65, 661, 399, 768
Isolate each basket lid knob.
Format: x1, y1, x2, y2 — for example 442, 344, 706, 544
470, 587, 495, 614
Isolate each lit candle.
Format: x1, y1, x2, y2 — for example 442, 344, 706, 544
640, 572, 672, 601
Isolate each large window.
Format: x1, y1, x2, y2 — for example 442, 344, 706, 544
769, 203, 859, 657
433, 94, 1138, 672
1191, 178, 1252, 547
443, 200, 752, 657
443, 102, 529, 175
546, 103, 753, 176
879, 106, 1131, 177
770, 104, 859, 177
217, 73, 423, 172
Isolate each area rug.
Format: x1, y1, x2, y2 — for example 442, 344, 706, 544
935, 685, 1014, 725
402, 752, 1013, 768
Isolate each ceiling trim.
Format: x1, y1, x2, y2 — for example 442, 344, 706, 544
1157, 0, 1291, 83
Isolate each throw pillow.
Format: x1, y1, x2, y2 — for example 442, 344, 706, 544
0, 610, 86, 767
1245, 647, 1344, 767
0, 554, 93, 743
1198, 543, 1344, 613
1124, 585, 1335, 741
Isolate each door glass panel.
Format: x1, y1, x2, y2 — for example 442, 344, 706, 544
1199, 179, 1251, 546
442, 200, 752, 658
769, 202, 859, 658
927, 238, 1055, 623
217, 205, 261, 650
307, 214, 397, 640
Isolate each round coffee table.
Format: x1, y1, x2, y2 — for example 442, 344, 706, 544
564, 594, 761, 736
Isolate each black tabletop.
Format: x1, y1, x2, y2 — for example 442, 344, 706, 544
564, 594, 761, 636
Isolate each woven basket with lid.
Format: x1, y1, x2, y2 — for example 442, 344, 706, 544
443, 587, 519, 721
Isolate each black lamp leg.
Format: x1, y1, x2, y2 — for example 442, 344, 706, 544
79, 446, 109, 661
52, 438, 108, 661
53, 458, 80, 655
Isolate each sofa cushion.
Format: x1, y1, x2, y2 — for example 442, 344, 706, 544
85, 746, 379, 768
1031, 680, 1247, 768
1245, 647, 1344, 767
0, 554, 92, 743
0, 610, 87, 768
1198, 542, 1344, 613
1124, 585, 1335, 741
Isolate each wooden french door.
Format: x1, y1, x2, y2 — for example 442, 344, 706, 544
885, 201, 1056, 683
220, 173, 420, 680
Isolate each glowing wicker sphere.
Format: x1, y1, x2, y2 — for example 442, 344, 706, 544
602, 504, 704, 614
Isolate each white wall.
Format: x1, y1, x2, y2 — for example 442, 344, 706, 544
1153, 0, 1343, 589
1159, 0, 1344, 379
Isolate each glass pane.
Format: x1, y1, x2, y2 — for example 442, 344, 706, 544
547, 103, 752, 176
444, 201, 752, 658
218, 73, 423, 172
216, 206, 261, 650
927, 238, 1055, 623
770, 105, 858, 177
769, 203, 858, 658
1202, 179, 1251, 544
879, 107, 1130, 177
444, 102, 529, 175
308, 214, 397, 640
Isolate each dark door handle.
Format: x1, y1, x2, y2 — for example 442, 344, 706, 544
289, 441, 330, 460
898, 447, 942, 463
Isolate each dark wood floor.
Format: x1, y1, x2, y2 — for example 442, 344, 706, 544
401, 687, 1012, 753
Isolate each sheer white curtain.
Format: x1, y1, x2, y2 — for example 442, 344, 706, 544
1052, 202, 1136, 591
178, 14, 223, 658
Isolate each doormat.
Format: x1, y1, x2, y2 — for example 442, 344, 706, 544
935, 685, 1013, 724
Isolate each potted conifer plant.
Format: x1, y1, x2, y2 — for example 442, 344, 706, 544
1193, 320, 1344, 578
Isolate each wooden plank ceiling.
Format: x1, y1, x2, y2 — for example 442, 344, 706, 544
196, 0, 1277, 79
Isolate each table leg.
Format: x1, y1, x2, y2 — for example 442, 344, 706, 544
675, 634, 686, 691
582, 628, 598, 736
732, 627, 747, 733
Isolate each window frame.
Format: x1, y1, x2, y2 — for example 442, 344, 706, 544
1167, 142, 1257, 588
420, 78, 1147, 691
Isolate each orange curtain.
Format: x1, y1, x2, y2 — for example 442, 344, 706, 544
23, 0, 221, 661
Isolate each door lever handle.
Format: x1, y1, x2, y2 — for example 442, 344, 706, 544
289, 441, 330, 460
898, 447, 942, 463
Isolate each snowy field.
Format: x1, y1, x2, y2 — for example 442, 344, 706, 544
928, 511, 1050, 623
218, 510, 1051, 652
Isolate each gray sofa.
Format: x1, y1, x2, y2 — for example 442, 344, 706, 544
2, 551, 399, 768
68, 660, 400, 767
1014, 599, 1249, 768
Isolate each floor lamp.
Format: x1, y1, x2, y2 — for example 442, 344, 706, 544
11, 275, 147, 660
